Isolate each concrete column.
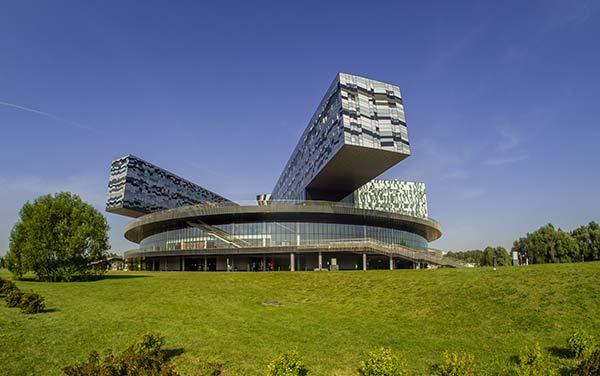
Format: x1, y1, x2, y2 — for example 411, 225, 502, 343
262, 255, 266, 271
181, 256, 184, 271
318, 252, 323, 270
389, 256, 394, 270
290, 253, 295, 271
204, 257, 208, 271
362, 253, 367, 271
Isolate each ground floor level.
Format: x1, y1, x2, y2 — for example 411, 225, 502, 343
126, 251, 437, 272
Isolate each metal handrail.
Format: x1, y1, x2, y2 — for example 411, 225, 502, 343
124, 237, 463, 267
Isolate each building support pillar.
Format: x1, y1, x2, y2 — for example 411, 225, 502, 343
362, 253, 367, 271
318, 252, 323, 270
389, 256, 394, 270
290, 253, 295, 271
262, 255, 266, 271
204, 257, 208, 272
181, 256, 184, 271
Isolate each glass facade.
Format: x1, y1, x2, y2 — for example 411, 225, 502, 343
139, 221, 428, 252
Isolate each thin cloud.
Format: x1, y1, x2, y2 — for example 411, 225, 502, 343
496, 127, 520, 151
444, 170, 471, 179
481, 155, 527, 166
0, 100, 96, 132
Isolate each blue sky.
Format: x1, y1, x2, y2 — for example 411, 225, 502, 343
1, 0, 599, 254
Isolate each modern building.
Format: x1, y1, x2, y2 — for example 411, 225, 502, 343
108, 73, 453, 271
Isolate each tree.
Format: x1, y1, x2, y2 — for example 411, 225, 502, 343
5, 192, 110, 281
444, 250, 483, 264
511, 224, 580, 264
481, 246, 511, 266
571, 221, 600, 261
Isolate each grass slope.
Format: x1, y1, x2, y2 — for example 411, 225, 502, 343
1, 263, 599, 375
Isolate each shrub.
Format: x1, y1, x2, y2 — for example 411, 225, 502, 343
431, 351, 477, 376
0, 278, 18, 295
567, 330, 595, 358
63, 333, 179, 375
514, 342, 555, 376
5, 288, 24, 308
267, 350, 308, 376
18, 291, 45, 314
358, 348, 407, 376
573, 349, 600, 376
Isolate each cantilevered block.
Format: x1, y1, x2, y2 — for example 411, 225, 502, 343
106, 155, 233, 217
272, 73, 410, 201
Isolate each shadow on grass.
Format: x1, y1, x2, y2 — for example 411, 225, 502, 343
101, 274, 151, 280
548, 345, 571, 359
43, 307, 60, 313
163, 348, 185, 361
15, 274, 151, 282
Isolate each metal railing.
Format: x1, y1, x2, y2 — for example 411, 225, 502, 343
125, 237, 463, 267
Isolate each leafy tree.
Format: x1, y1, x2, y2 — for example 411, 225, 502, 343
481, 246, 511, 266
571, 221, 600, 261
5, 192, 110, 281
512, 224, 580, 264
444, 250, 483, 264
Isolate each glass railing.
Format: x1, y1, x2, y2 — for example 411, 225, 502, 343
172, 199, 435, 222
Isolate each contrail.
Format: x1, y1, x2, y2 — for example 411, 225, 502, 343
0, 100, 96, 132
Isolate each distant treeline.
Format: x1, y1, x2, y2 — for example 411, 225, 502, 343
446, 221, 600, 265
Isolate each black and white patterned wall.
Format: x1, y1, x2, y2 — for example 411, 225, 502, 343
353, 180, 428, 219
106, 155, 233, 217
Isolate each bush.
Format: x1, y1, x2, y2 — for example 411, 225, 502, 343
514, 342, 555, 376
567, 330, 595, 358
18, 291, 45, 314
358, 348, 406, 376
63, 333, 179, 375
573, 349, 600, 376
267, 350, 308, 376
5, 288, 24, 307
431, 351, 477, 376
0, 278, 18, 295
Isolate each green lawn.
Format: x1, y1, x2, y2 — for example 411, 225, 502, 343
1, 263, 599, 375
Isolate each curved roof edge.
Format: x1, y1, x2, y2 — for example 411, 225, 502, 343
124, 203, 442, 244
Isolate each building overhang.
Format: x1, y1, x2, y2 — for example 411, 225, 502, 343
305, 144, 409, 201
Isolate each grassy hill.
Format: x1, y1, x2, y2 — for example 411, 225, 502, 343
1, 262, 599, 375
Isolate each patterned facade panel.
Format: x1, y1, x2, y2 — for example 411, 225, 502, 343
339, 73, 410, 154
106, 155, 233, 217
353, 180, 428, 219
271, 72, 410, 200
256, 194, 272, 206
